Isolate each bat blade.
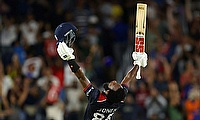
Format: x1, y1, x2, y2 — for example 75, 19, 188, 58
135, 3, 147, 53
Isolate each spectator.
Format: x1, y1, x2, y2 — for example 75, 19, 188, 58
19, 13, 39, 47
135, 80, 149, 119
184, 85, 200, 120
168, 82, 184, 120
145, 87, 168, 120
18, 77, 41, 120
9, 75, 27, 120
0, 60, 13, 120
0, 60, 13, 97
6, 54, 22, 80
6, 89, 21, 120
153, 71, 168, 97
179, 60, 196, 100
22, 56, 42, 80
0, 16, 17, 54
64, 81, 83, 120
37, 66, 64, 120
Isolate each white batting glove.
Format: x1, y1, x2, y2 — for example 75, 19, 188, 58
132, 52, 148, 79
132, 52, 148, 67
57, 42, 75, 61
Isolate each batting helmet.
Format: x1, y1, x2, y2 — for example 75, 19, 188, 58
54, 22, 78, 47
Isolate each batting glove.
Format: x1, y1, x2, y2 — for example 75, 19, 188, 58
132, 52, 148, 67
57, 42, 75, 61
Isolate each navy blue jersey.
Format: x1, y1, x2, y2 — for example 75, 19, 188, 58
83, 84, 128, 120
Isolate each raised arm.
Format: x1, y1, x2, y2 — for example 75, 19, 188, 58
54, 22, 91, 88
121, 52, 148, 87
73, 68, 90, 88
57, 42, 90, 88
121, 65, 139, 86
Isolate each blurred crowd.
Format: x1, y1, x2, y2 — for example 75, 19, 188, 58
0, 0, 200, 120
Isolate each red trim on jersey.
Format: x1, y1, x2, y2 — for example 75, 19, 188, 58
97, 92, 107, 102
83, 83, 91, 92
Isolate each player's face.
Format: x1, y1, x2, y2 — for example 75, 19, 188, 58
108, 80, 122, 91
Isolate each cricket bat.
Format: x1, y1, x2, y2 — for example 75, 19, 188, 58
135, 3, 147, 79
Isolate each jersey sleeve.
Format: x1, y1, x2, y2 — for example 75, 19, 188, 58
122, 84, 129, 94
83, 84, 100, 104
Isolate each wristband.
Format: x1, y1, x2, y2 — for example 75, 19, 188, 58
67, 59, 80, 73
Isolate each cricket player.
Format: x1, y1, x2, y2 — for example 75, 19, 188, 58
54, 22, 148, 120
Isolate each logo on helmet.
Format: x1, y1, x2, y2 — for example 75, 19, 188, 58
54, 22, 78, 47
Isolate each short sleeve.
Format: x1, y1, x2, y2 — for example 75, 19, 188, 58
84, 84, 100, 103
122, 84, 129, 95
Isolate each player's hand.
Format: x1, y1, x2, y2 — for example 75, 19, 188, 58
57, 42, 75, 61
132, 52, 148, 67
132, 52, 148, 79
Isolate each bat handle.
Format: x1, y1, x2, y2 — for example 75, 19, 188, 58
136, 67, 141, 79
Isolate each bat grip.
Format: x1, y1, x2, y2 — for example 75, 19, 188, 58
136, 67, 141, 79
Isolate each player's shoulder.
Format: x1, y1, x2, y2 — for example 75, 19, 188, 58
84, 84, 100, 99
84, 84, 98, 93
